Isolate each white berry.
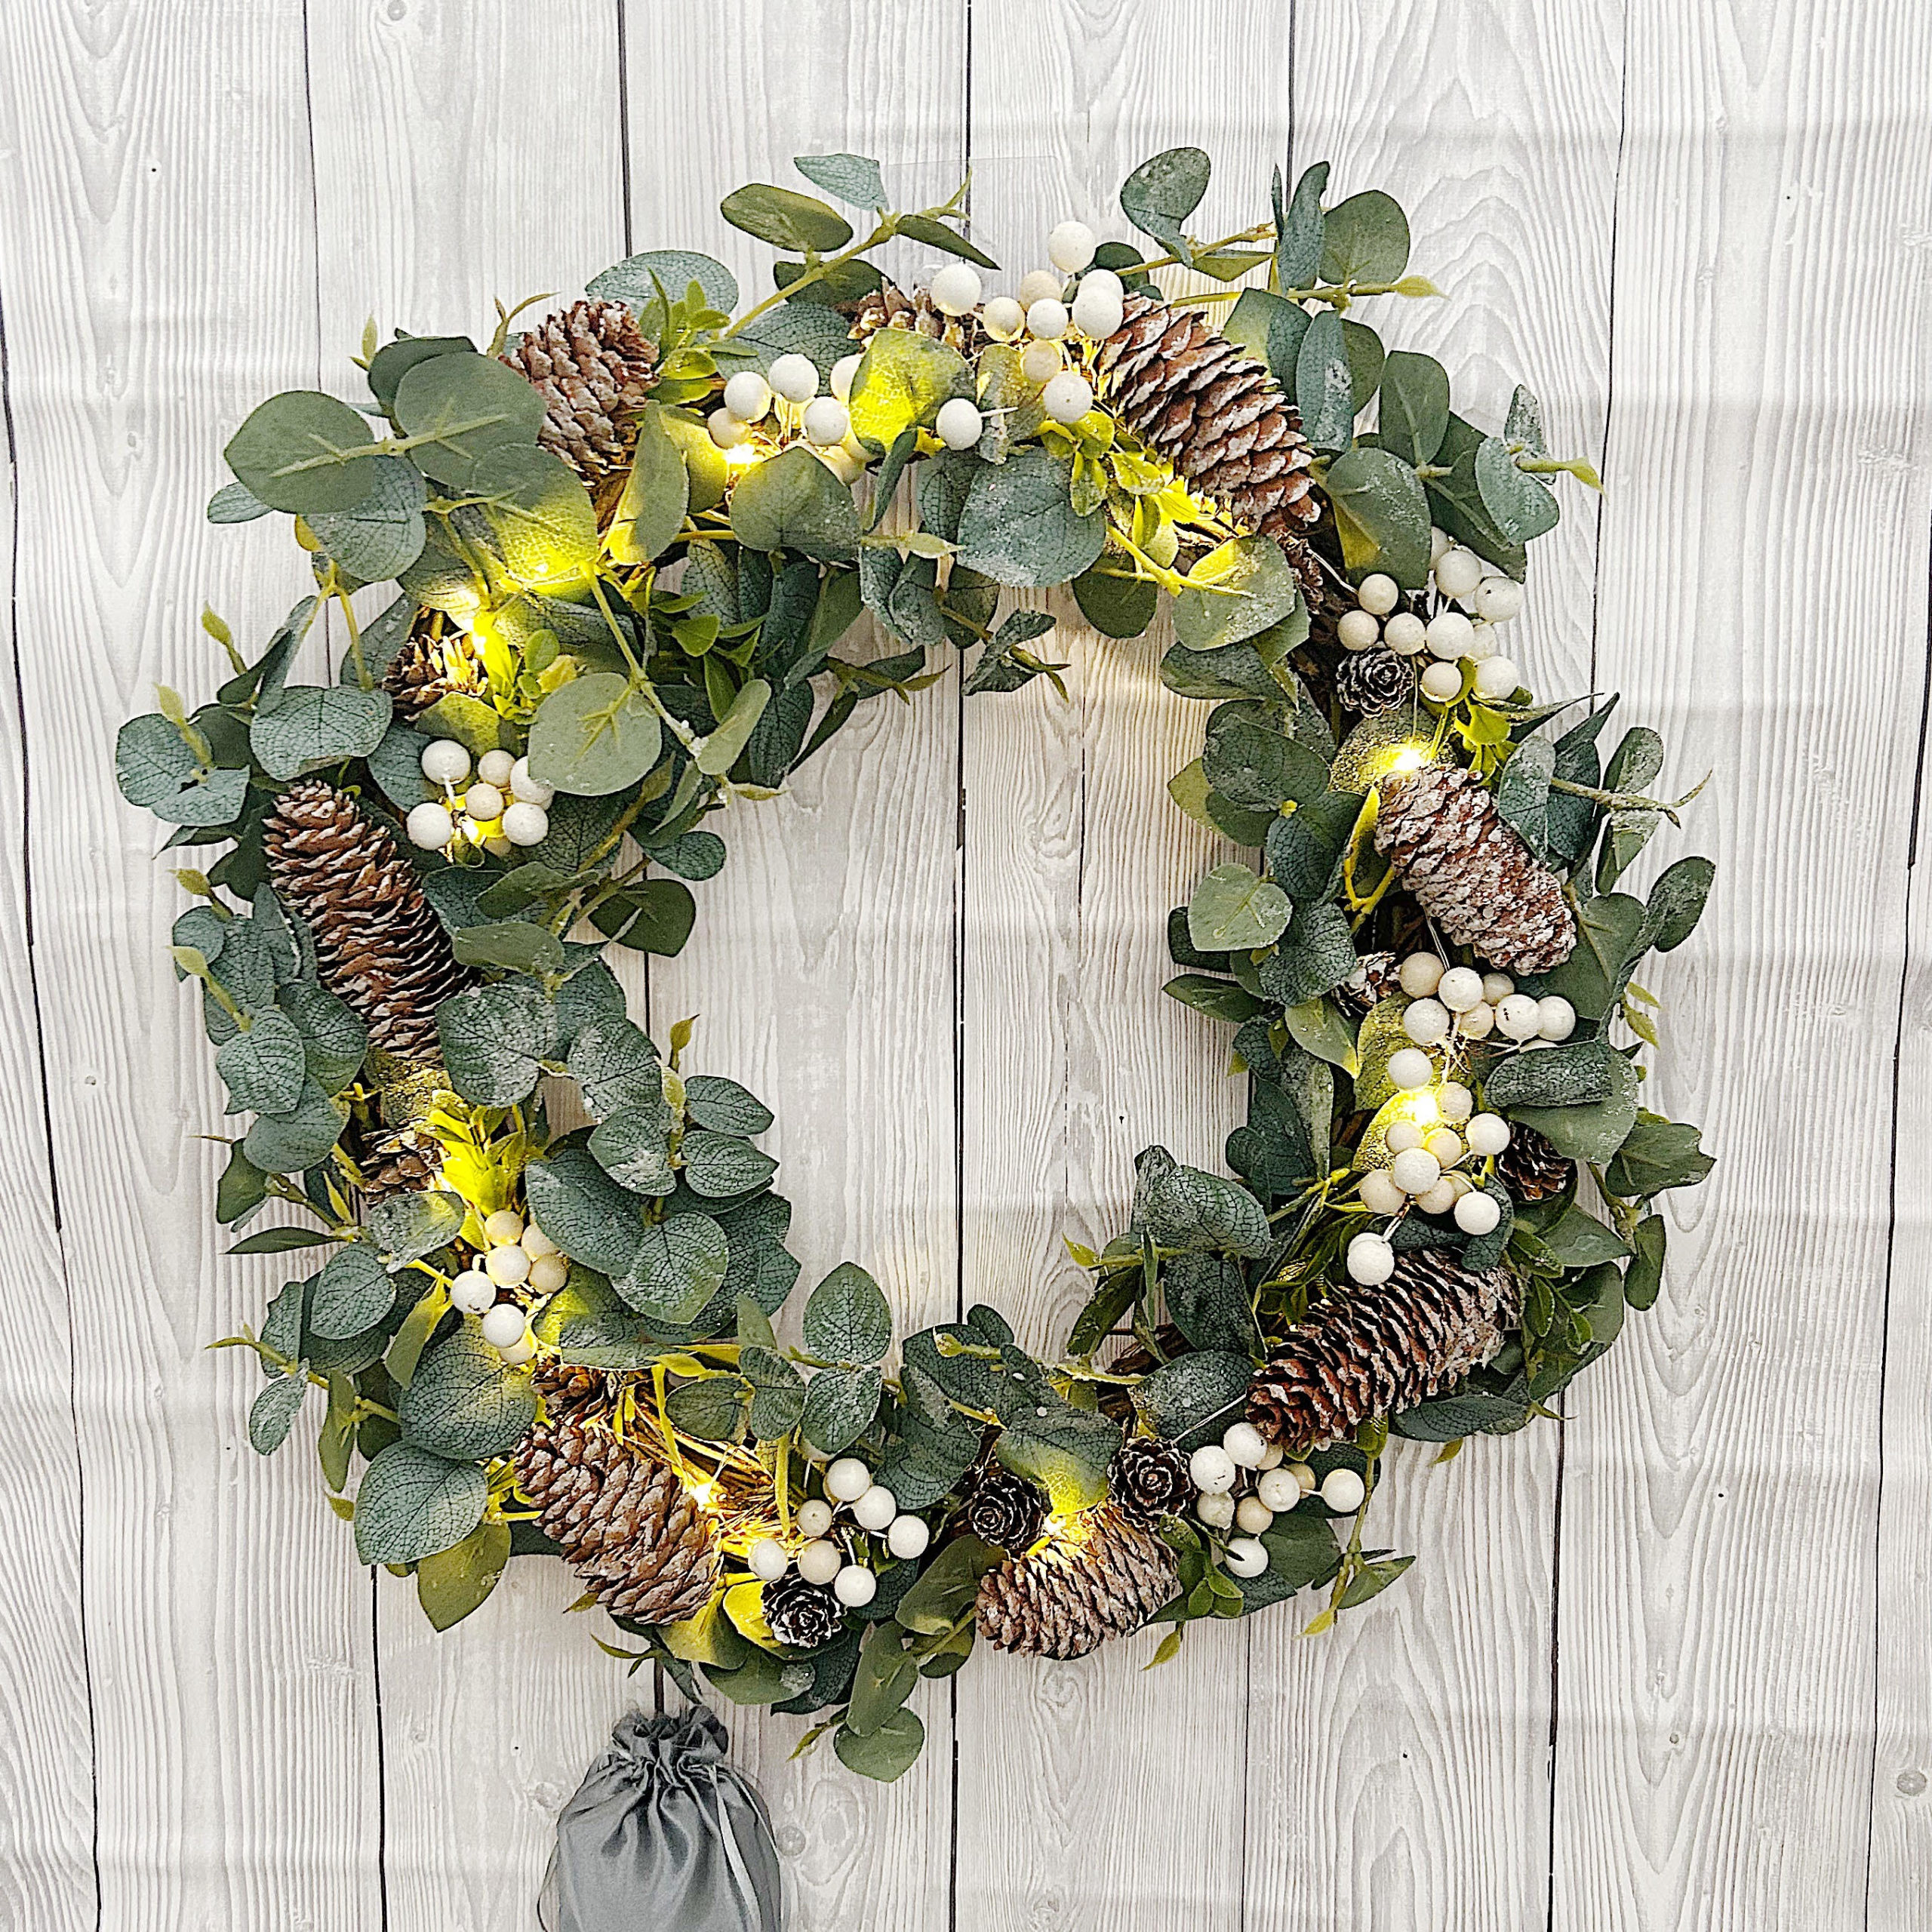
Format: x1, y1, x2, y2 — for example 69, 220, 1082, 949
498, 1333, 537, 1365
1403, 998, 1451, 1046
1463, 620, 1498, 664
1416, 1177, 1459, 1216
481, 833, 513, 858
1420, 662, 1462, 702
1457, 1001, 1496, 1040
1455, 1190, 1502, 1235
929, 263, 983, 315
1320, 1467, 1367, 1514
1225, 1537, 1269, 1579
465, 780, 506, 822
1290, 1462, 1318, 1497
450, 1269, 495, 1314
1424, 1128, 1464, 1168
1195, 1491, 1235, 1529
817, 443, 863, 484
484, 1209, 524, 1245
1020, 339, 1063, 384
1466, 1112, 1512, 1157
420, 738, 471, 786
509, 757, 555, 806
833, 1563, 878, 1608
708, 408, 752, 449
1437, 1081, 1474, 1124
801, 396, 848, 446
1434, 547, 1484, 600
852, 1484, 898, 1532
485, 1243, 530, 1287
501, 802, 549, 848
1429, 525, 1453, 565
1189, 1444, 1237, 1494
829, 352, 863, 402
982, 296, 1026, 341
1041, 371, 1094, 423
1017, 269, 1064, 307
722, 371, 772, 421
1070, 269, 1124, 340
747, 1537, 788, 1582
935, 396, 984, 450
528, 1251, 569, 1294
1257, 1441, 1284, 1472
1048, 220, 1097, 272
1222, 1421, 1269, 1469
1357, 573, 1400, 617
887, 1514, 931, 1559
1497, 993, 1542, 1041
1257, 1467, 1301, 1512
1426, 611, 1475, 660
1389, 1047, 1433, 1091
479, 1303, 526, 1349
1383, 612, 1427, 656
795, 1539, 842, 1586
1398, 952, 1444, 998
524, 1223, 558, 1257
1474, 656, 1521, 702
767, 352, 820, 403
1481, 972, 1515, 1005
1235, 1496, 1275, 1534
1359, 1168, 1406, 1217
475, 748, 513, 787
1390, 1147, 1442, 1196
795, 1499, 834, 1539
1346, 1232, 1396, 1286
1537, 995, 1577, 1041
1026, 297, 1069, 340
406, 801, 454, 850
824, 1457, 872, 1503
1436, 967, 1484, 1013
1385, 1121, 1424, 1155
1475, 576, 1524, 623
1337, 609, 1381, 651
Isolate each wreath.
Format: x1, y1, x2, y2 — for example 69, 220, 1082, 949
118, 146, 1714, 1785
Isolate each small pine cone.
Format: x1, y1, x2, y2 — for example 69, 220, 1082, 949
1109, 1437, 1192, 1523
1374, 764, 1577, 975
512, 1368, 718, 1625
500, 298, 658, 487
355, 1127, 441, 1201
1246, 1252, 1521, 1453
380, 614, 485, 723
1095, 294, 1323, 598
974, 1502, 1178, 1660
761, 1572, 843, 1650
1337, 949, 1403, 1014
1334, 648, 1414, 717
263, 779, 475, 1063
1497, 1123, 1573, 1204
961, 1463, 1046, 1552
847, 278, 987, 358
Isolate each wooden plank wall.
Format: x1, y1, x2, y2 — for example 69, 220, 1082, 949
1, 2, 1927, 1927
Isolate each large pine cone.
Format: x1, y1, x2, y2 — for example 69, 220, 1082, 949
501, 298, 658, 488
1497, 1123, 1573, 1203
512, 1367, 718, 1625
380, 613, 485, 723
1095, 294, 1323, 598
848, 278, 988, 357
263, 779, 475, 1063
1247, 1251, 1520, 1452
1374, 764, 1577, 974
974, 1502, 1177, 1660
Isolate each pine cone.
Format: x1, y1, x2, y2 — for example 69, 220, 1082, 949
1247, 1251, 1520, 1453
761, 1572, 843, 1650
512, 1367, 718, 1625
1497, 1123, 1573, 1204
1374, 764, 1577, 975
380, 613, 485, 722
1109, 1438, 1192, 1523
501, 298, 658, 488
263, 779, 475, 1063
355, 1127, 441, 1201
1096, 294, 1323, 598
961, 1463, 1046, 1552
974, 1502, 1177, 1660
1337, 949, 1403, 1014
848, 278, 988, 357
1335, 648, 1414, 717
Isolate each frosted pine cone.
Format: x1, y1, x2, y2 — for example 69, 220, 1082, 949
847, 278, 987, 357
974, 1502, 1177, 1659
1335, 648, 1414, 716
501, 298, 658, 487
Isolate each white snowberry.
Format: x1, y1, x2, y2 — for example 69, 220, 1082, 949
1434, 546, 1483, 600
1497, 993, 1542, 1041
478, 749, 515, 787
420, 739, 471, 786
1424, 1128, 1465, 1168
1383, 612, 1427, 656
1346, 1232, 1396, 1287
982, 296, 1026, 341
1426, 611, 1475, 660
852, 1484, 898, 1532
481, 833, 514, 860
824, 1457, 872, 1503
1017, 269, 1065, 307
1416, 1177, 1459, 1217
1389, 1047, 1433, 1091
479, 1303, 526, 1349
747, 1537, 789, 1582
1358, 1168, 1407, 1217
1474, 656, 1521, 702
1026, 297, 1069, 340
1048, 220, 1097, 272
1337, 609, 1382, 651
1189, 1444, 1238, 1495
1475, 576, 1524, 623
1020, 339, 1063, 385
1537, 995, 1577, 1041
829, 352, 863, 401
1384, 1121, 1424, 1155
1437, 1081, 1474, 1124
1402, 998, 1451, 1046
722, 371, 773, 422
485, 1243, 531, 1287
1195, 1491, 1236, 1530
1357, 573, 1400, 617
1222, 1421, 1269, 1468
484, 1208, 525, 1245
833, 1564, 878, 1608
887, 1514, 931, 1559
1320, 1467, 1367, 1514
1455, 1190, 1503, 1235
1235, 1496, 1274, 1535
1457, 1001, 1496, 1040
1225, 1537, 1269, 1579
520, 1227, 555, 1260
1290, 1462, 1318, 1497
406, 801, 454, 850
1437, 967, 1484, 1013
1042, 371, 1094, 423
1398, 952, 1444, 998
801, 397, 848, 446
817, 443, 864, 485
1466, 1112, 1512, 1157
527, 1252, 569, 1294
795, 1540, 842, 1586
450, 1270, 495, 1315
935, 397, 985, 450
1429, 525, 1454, 565
465, 780, 506, 822
1257, 1442, 1284, 1472
1070, 269, 1124, 340
929, 263, 983, 315
509, 756, 555, 807
767, 353, 820, 402
1462, 621, 1498, 665
1257, 1467, 1302, 1512
708, 408, 752, 449
502, 802, 549, 848
795, 1499, 834, 1540
1420, 662, 1463, 703
499, 1333, 537, 1366
1390, 1147, 1442, 1196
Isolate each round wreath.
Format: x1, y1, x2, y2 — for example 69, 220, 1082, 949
119, 146, 1713, 1784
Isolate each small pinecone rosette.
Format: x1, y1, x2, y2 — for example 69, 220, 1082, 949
1337, 949, 1403, 1014
974, 1502, 1178, 1660
960, 1462, 1046, 1552
513, 1368, 719, 1625
1335, 647, 1414, 717
355, 1126, 441, 1201
1374, 764, 1577, 975
848, 278, 987, 357
1109, 1437, 1192, 1523
380, 615, 485, 723
1497, 1123, 1573, 1203
1246, 1252, 1521, 1453
762, 1573, 843, 1650
1096, 294, 1324, 598
263, 778, 475, 1063
500, 297, 658, 488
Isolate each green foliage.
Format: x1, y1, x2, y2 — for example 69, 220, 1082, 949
353, 1442, 488, 1566
1120, 146, 1211, 263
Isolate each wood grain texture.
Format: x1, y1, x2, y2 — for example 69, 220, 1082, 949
301, 6, 639, 1926
0, 2, 384, 1927
1247, 7, 1621, 1927
956, 7, 1288, 1924
623, 5, 969, 1925
1553, 4, 1932, 1927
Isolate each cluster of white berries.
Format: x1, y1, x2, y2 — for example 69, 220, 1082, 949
408, 741, 555, 854
450, 1208, 568, 1362
1186, 1420, 1364, 1580
743, 1454, 931, 1608
709, 353, 866, 479
1337, 531, 1527, 706
1390, 951, 1574, 1059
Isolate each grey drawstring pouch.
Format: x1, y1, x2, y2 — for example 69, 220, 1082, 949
539, 1706, 784, 1932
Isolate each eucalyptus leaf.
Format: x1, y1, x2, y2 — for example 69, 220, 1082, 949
528, 674, 663, 796
225, 390, 379, 515
1120, 146, 1210, 263
352, 1441, 488, 1566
